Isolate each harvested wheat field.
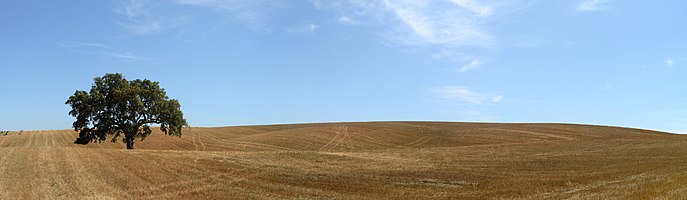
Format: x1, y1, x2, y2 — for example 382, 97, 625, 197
0, 122, 686, 199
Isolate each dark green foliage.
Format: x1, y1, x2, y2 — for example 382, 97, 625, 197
66, 73, 187, 149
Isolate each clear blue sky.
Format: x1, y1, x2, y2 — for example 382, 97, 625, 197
1, 0, 686, 133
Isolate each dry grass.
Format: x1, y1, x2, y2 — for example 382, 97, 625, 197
0, 122, 685, 199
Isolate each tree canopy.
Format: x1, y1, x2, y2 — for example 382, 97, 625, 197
66, 73, 187, 149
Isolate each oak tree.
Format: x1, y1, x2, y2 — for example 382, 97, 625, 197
66, 73, 187, 149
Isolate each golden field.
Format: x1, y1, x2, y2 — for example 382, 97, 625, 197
0, 122, 686, 199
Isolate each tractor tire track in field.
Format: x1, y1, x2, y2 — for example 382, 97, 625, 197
483, 128, 576, 141
183, 129, 298, 151
205, 131, 295, 151
319, 125, 351, 151
235, 132, 297, 151
195, 128, 207, 151
188, 128, 203, 151
404, 136, 433, 148
190, 128, 199, 151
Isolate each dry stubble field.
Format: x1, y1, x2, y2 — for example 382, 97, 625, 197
0, 122, 686, 199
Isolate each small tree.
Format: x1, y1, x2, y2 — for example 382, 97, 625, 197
66, 73, 187, 149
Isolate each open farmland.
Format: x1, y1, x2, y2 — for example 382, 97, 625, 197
0, 122, 686, 199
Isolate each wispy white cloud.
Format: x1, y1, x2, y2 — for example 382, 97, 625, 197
314, 0, 530, 48
59, 42, 111, 49
175, 0, 279, 29
602, 83, 614, 91
433, 86, 503, 105
285, 23, 317, 35
381, 0, 495, 48
337, 16, 360, 25
449, 0, 493, 17
59, 42, 148, 60
491, 95, 503, 103
76, 43, 111, 48
432, 50, 485, 72
459, 59, 483, 72
577, 0, 614, 12
664, 58, 675, 67
115, 0, 279, 34
458, 110, 501, 122
311, 0, 387, 25
313, 0, 505, 47
101, 52, 147, 60
115, 0, 188, 34
313, 0, 530, 72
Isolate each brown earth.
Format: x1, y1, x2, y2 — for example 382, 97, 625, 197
0, 122, 686, 199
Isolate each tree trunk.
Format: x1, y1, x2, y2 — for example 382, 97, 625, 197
125, 136, 135, 149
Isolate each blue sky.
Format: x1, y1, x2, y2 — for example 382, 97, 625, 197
1, 0, 686, 133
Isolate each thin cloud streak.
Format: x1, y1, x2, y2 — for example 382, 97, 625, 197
337, 16, 360, 25
433, 86, 503, 105
459, 58, 482, 72
59, 42, 110, 49
664, 58, 674, 67
59, 42, 148, 60
175, 0, 279, 29
285, 23, 317, 35
76, 43, 111, 48
115, 0, 279, 35
432, 50, 484, 72
101, 52, 148, 60
449, 0, 493, 16
577, 0, 614, 12
459, 110, 501, 122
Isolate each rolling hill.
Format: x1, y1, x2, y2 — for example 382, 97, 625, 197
0, 122, 685, 199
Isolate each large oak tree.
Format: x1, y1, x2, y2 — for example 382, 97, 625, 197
66, 73, 187, 149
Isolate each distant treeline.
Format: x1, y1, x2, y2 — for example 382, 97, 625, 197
0, 131, 10, 136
